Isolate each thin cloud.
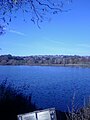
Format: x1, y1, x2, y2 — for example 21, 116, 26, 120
9, 29, 26, 36
77, 44, 90, 48
49, 40, 64, 44
43, 37, 64, 44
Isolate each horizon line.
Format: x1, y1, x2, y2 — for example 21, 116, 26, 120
0, 54, 90, 57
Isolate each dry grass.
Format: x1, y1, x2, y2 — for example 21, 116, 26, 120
66, 94, 90, 120
0, 80, 37, 120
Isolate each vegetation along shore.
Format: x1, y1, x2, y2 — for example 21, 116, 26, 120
0, 80, 90, 120
0, 54, 90, 67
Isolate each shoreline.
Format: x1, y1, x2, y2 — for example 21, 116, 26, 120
0, 64, 90, 68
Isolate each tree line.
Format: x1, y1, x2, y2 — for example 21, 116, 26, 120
0, 54, 90, 66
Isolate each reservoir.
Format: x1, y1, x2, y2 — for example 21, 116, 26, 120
0, 66, 90, 112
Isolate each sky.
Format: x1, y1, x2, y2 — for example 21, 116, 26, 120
0, 0, 90, 56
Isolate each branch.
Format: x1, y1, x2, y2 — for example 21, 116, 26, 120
0, 0, 72, 33
36, 0, 62, 12
0, 25, 6, 35
29, 0, 42, 28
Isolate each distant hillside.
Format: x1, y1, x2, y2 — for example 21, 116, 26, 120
0, 54, 90, 67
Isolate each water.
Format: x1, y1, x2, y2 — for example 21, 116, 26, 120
0, 66, 90, 112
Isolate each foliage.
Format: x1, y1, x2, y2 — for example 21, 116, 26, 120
0, 79, 68, 120
67, 104, 90, 120
0, 80, 37, 120
0, 54, 90, 67
66, 95, 90, 120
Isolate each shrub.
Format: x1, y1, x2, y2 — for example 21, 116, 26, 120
0, 80, 37, 120
67, 106, 90, 120
66, 95, 90, 120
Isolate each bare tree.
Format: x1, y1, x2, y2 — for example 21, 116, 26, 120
0, 0, 72, 33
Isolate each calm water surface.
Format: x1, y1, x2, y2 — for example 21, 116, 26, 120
0, 66, 90, 112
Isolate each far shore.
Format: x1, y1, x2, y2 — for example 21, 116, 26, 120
0, 64, 90, 68
0, 55, 90, 68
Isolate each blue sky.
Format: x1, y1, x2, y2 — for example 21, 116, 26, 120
0, 0, 90, 56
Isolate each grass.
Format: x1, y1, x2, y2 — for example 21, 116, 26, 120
0, 80, 90, 120
0, 80, 68, 120
0, 80, 37, 120
67, 105, 90, 120
66, 94, 90, 120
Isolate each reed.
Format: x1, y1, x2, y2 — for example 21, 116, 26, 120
0, 80, 37, 120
